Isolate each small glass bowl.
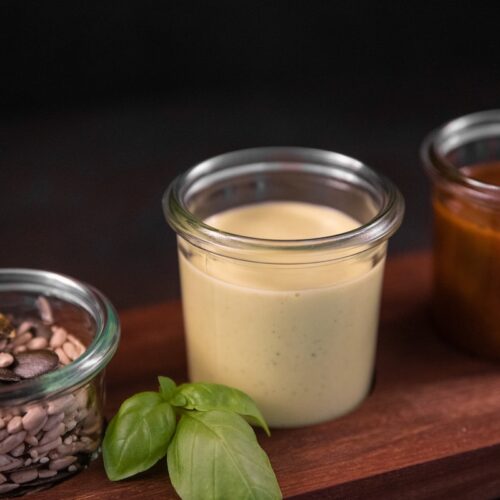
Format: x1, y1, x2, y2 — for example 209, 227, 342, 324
0, 269, 120, 496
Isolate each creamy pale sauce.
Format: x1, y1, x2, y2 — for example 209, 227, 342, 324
205, 201, 360, 239
179, 201, 385, 427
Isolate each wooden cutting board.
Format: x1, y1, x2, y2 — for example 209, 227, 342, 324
32, 252, 500, 500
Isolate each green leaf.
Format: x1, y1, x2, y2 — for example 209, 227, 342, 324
158, 376, 177, 401
103, 392, 176, 481
171, 383, 270, 436
116, 391, 162, 416
167, 410, 282, 500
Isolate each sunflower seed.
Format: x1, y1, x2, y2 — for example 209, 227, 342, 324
0, 353, 14, 369
49, 455, 77, 471
38, 469, 57, 479
49, 326, 67, 349
27, 337, 48, 350
6, 417, 22, 434
22, 407, 47, 433
10, 467, 38, 483
35, 296, 53, 324
0, 432, 27, 454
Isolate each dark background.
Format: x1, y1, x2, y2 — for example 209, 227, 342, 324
2, 1, 499, 308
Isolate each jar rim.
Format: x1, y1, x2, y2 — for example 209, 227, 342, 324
163, 147, 404, 258
0, 268, 120, 406
421, 109, 500, 203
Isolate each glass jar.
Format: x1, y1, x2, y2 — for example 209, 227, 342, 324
164, 147, 404, 428
0, 269, 120, 496
422, 110, 500, 360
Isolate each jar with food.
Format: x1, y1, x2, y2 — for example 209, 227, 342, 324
0, 269, 119, 495
164, 147, 404, 427
422, 110, 500, 359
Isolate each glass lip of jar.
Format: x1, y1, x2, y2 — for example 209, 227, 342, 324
421, 109, 500, 203
163, 147, 404, 258
0, 268, 120, 406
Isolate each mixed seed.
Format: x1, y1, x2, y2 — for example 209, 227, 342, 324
0, 296, 102, 496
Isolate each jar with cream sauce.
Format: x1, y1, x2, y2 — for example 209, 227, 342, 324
164, 147, 404, 427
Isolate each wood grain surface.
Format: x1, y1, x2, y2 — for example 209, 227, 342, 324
25, 252, 500, 499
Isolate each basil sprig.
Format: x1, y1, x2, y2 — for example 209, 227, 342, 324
170, 382, 270, 436
102, 376, 282, 500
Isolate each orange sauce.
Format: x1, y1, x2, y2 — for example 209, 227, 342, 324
433, 162, 500, 359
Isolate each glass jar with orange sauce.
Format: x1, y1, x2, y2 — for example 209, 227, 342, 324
422, 110, 500, 359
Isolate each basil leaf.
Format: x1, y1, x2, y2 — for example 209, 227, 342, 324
103, 392, 176, 481
158, 376, 177, 401
171, 383, 270, 435
116, 391, 162, 416
167, 410, 282, 500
